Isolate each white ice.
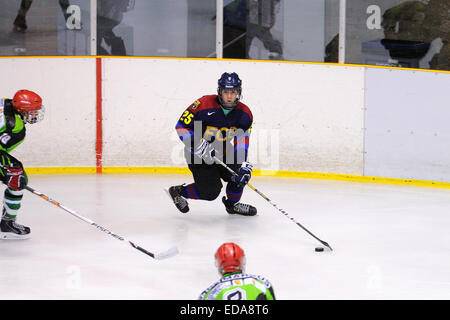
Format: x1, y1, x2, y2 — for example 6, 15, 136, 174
1, 173, 450, 300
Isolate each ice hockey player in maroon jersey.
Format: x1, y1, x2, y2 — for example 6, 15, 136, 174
169, 72, 257, 216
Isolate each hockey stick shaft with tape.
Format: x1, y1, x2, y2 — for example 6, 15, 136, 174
213, 157, 333, 251
24, 186, 179, 260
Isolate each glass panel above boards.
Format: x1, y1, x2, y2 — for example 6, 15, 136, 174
344, 0, 448, 70
0, 0, 447, 71
222, 0, 341, 63
0, 0, 92, 56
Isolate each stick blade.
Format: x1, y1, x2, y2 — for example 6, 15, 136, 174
321, 241, 333, 251
154, 246, 179, 260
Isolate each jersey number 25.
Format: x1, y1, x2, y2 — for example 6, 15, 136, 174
180, 110, 194, 125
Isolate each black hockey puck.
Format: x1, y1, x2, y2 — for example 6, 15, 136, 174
315, 247, 324, 252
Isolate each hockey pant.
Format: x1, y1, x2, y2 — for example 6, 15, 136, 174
183, 163, 244, 204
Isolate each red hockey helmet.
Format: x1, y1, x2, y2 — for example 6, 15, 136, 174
215, 242, 246, 275
12, 90, 44, 124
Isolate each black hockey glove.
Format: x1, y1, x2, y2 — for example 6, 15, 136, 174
194, 139, 216, 164
231, 161, 253, 188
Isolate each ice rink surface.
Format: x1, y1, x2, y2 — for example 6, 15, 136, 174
1, 173, 450, 300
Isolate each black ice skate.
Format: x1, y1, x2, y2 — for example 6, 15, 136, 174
222, 196, 257, 216
0, 217, 31, 240
168, 185, 189, 213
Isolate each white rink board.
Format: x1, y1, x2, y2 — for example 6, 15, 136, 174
3, 57, 449, 184
102, 58, 365, 175
0, 58, 97, 168
364, 68, 450, 182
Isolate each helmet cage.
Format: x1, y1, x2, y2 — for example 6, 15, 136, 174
12, 90, 44, 124
21, 105, 45, 124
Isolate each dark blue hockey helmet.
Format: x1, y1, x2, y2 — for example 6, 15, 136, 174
217, 72, 242, 110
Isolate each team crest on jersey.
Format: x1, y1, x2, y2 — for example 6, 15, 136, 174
190, 100, 201, 110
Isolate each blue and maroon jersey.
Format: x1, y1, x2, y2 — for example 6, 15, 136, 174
175, 95, 253, 165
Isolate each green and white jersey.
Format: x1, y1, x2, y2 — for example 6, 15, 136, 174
199, 272, 275, 300
0, 99, 27, 220
0, 99, 26, 153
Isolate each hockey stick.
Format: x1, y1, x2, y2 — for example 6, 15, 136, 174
213, 157, 333, 251
24, 185, 179, 260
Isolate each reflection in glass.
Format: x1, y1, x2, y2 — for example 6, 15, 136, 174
0, 0, 446, 71
187, 0, 216, 58
223, 0, 340, 63
114, 0, 215, 57
345, 0, 448, 70
324, 0, 340, 63
222, 0, 283, 60
246, 0, 283, 60
222, 0, 247, 58
0, 0, 90, 56
58, 0, 91, 55
97, 0, 134, 55
11, 0, 70, 33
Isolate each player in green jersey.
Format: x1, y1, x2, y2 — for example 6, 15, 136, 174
0, 90, 44, 239
199, 242, 275, 300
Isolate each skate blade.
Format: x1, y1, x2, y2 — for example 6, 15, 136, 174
0, 232, 31, 240
164, 188, 171, 200
164, 188, 189, 213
